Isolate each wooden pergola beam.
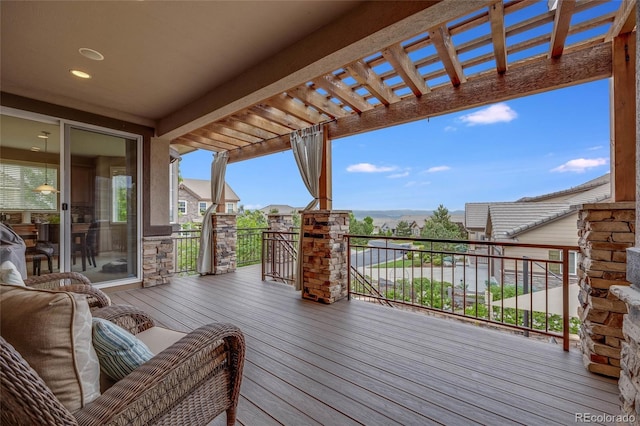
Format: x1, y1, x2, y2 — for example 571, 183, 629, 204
174, 136, 232, 152
219, 118, 279, 141
226, 42, 612, 162
381, 44, 429, 96
194, 128, 251, 148
233, 111, 294, 135
250, 105, 310, 130
266, 93, 325, 125
227, 135, 291, 163
605, 0, 637, 41
429, 25, 466, 87
204, 123, 263, 144
489, 1, 507, 73
288, 85, 349, 119
549, 0, 577, 58
345, 60, 400, 106
313, 74, 373, 113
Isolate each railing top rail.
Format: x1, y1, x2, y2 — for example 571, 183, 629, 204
345, 234, 579, 252
263, 231, 300, 236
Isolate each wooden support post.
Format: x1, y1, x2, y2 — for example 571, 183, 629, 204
319, 125, 332, 210
611, 32, 636, 202
216, 184, 226, 213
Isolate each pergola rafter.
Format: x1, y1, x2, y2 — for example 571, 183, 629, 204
312, 73, 373, 114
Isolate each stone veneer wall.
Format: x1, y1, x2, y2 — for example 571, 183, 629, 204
142, 236, 174, 287
268, 214, 294, 232
578, 202, 635, 378
300, 210, 349, 304
611, 280, 640, 425
211, 213, 237, 275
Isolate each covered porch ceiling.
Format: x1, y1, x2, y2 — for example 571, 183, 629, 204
1, 1, 636, 164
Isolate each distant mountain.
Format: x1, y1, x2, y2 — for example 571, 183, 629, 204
351, 209, 465, 220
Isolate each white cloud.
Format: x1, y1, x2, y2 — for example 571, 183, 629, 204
388, 171, 409, 179
587, 145, 603, 151
346, 163, 396, 173
405, 181, 430, 187
551, 158, 608, 173
444, 126, 457, 132
426, 165, 451, 173
459, 103, 518, 126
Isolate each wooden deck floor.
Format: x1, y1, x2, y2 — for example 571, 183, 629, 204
109, 265, 621, 426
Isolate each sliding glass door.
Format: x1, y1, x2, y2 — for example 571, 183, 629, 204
65, 125, 140, 284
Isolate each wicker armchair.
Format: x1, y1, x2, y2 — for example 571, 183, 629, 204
0, 304, 245, 425
24, 271, 111, 310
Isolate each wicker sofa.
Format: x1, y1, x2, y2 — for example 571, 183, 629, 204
0, 273, 245, 426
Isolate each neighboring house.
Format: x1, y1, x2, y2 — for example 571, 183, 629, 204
465, 174, 611, 276
178, 179, 240, 225
399, 215, 429, 237
259, 205, 300, 216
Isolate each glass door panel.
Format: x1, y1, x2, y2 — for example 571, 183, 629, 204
0, 113, 60, 278
67, 126, 138, 284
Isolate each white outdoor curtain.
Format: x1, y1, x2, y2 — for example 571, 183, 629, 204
196, 151, 229, 275
290, 124, 323, 290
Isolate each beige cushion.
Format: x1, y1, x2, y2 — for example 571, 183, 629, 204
0, 284, 101, 412
98, 327, 186, 392
0, 261, 25, 286
136, 327, 187, 355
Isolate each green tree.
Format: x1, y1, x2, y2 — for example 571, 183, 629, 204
237, 209, 267, 229
395, 220, 412, 237
421, 204, 465, 241
349, 213, 374, 245
292, 210, 301, 228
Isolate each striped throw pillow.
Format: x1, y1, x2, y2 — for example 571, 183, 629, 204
92, 318, 154, 381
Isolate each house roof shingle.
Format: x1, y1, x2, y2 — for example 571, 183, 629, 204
258, 205, 301, 214
487, 203, 576, 240
516, 174, 610, 203
471, 174, 611, 239
180, 179, 240, 202
464, 203, 492, 230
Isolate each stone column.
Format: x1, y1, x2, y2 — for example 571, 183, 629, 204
577, 202, 635, 377
211, 213, 236, 274
268, 214, 294, 232
612, 262, 640, 425
142, 236, 174, 287
300, 210, 349, 304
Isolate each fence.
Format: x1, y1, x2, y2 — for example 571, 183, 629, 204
172, 228, 201, 275
237, 227, 268, 267
347, 235, 579, 350
173, 226, 273, 274
262, 231, 299, 285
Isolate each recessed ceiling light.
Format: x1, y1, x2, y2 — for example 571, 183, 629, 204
70, 69, 92, 79
79, 47, 104, 61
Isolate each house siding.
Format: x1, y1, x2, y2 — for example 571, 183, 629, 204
495, 215, 580, 277
178, 190, 207, 225
515, 214, 579, 246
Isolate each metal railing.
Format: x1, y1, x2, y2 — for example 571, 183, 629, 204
262, 230, 299, 285
347, 235, 579, 351
172, 228, 201, 275
237, 227, 268, 267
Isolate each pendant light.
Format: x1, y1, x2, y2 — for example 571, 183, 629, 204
34, 131, 59, 195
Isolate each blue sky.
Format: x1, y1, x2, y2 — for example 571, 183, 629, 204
179, 79, 611, 212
